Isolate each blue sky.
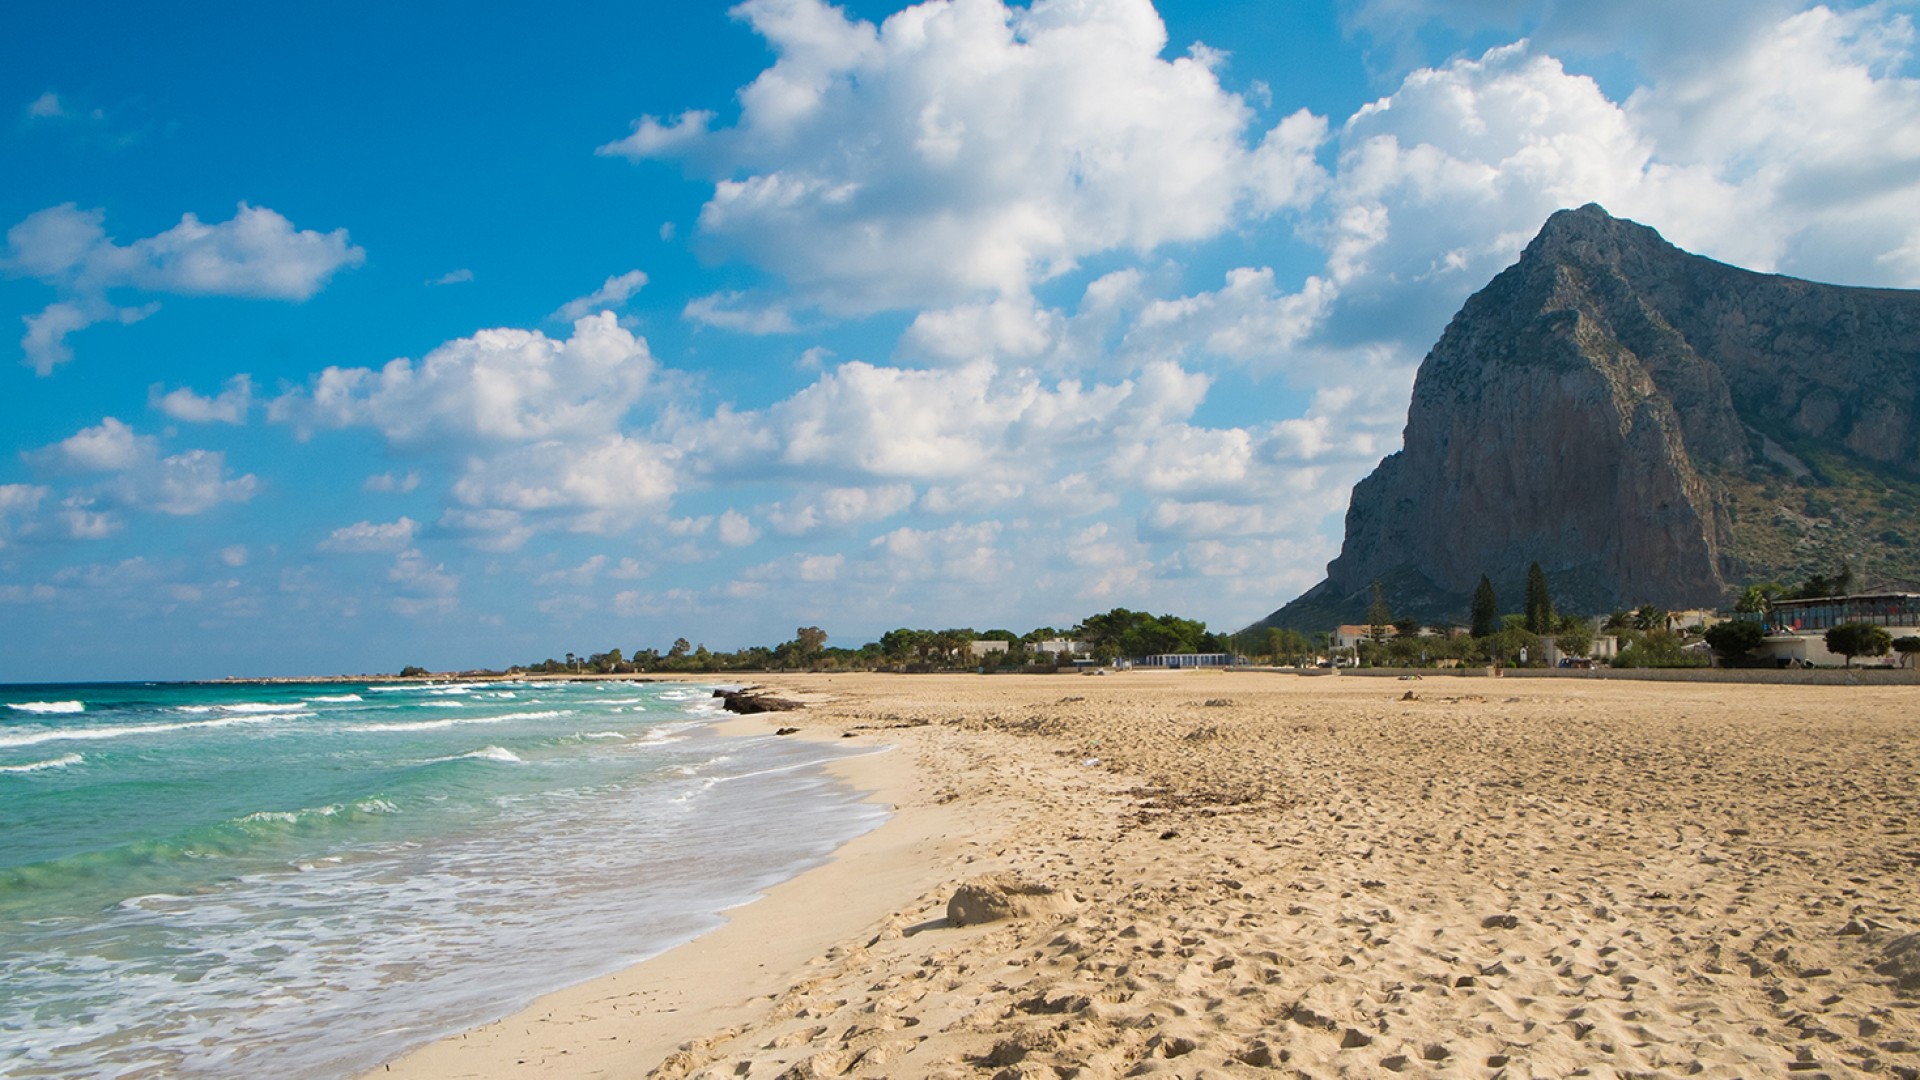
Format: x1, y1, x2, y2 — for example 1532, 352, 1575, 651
4, 0, 1918, 680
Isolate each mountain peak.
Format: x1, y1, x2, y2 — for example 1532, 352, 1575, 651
1254, 207, 1920, 632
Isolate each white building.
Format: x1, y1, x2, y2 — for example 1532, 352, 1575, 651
1756, 593, 1920, 666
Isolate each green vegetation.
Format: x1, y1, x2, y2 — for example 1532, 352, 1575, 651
1717, 437, 1920, 594
495, 608, 1233, 677
1524, 562, 1554, 635
1703, 619, 1766, 664
1825, 622, 1893, 668
1894, 636, 1920, 668
1470, 576, 1499, 638
1613, 628, 1708, 669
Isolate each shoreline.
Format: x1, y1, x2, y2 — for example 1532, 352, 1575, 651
370, 671, 1920, 1078
365, 693, 995, 1079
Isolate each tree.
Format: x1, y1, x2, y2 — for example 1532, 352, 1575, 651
1470, 575, 1499, 638
1366, 581, 1392, 643
1735, 583, 1781, 616
1555, 621, 1594, 660
1825, 622, 1892, 668
667, 638, 690, 660
794, 626, 828, 666
1524, 562, 1554, 635
1703, 620, 1766, 664
1632, 605, 1667, 632
1894, 636, 1920, 669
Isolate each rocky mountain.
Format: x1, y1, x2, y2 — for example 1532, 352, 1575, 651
1258, 203, 1920, 632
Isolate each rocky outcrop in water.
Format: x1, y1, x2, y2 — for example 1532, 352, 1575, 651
1261, 204, 1920, 629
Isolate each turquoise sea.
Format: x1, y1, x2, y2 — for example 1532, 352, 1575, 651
0, 679, 886, 1078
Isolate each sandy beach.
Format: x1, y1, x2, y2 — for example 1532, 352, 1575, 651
375, 671, 1920, 1079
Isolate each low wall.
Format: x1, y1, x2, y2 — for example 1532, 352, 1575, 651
1283, 665, 1920, 686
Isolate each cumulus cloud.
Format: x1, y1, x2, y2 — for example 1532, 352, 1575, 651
270, 313, 655, 445
4, 202, 363, 372
31, 417, 257, 518
150, 375, 253, 424
608, 0, 1324, 313
1315, 7, 1920, 350
716, 509, 761, 547
42, 417, 153, 471
678, 359, 1144, 481
448, 434, 680, 530
552, 269, 648, 322
5, 202, 364, 299
766, 484, 917, 534
428, 268, 475, 286
319, 517, 420, 554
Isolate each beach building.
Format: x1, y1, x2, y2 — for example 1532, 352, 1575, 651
968, 640, 1010, 659
1755, 592, 1920, 666
1029, 638, 1089, 658
1331, 624, 1394, 650
1136, 653, 1241, 669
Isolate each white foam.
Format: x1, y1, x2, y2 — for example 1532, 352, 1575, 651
175, 702, 308, 716
342, 710, 568, 734
423, 746, 523, 765
0, 714, 283, 749
579, 731, 626, 740
307, 694, 363, 703
8, 700, 84, 714
0, 752, 84, 773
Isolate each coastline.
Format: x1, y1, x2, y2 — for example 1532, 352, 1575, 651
370, 671, 1920, 1078
366, 693, 994, 1079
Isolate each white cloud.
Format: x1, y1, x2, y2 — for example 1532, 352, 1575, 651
32, 417, 257, 517
44, 417, 153, 471
319, 517, 420, 554
611, 0, 1323, 313
5, 202, 364, 298
58, 496, 119, 539
428, 268, 475, 286
552, 269, 648, 322
679, 359, 1139, 481
20, 299, 156, 375
27, 91, 66, 119
150, 374, 253, 424
1130, 269, 1334, 367
0, 484, 49, 549
449, 434, 680, 524
798, 553, 844, 581
767, 483, 917, 534
363, 470, 422, 493
144, 450, 258, 515
217, 545, 249, 567
4, 202, 362, 372
387, 548, 459, 616
716, 508, 761, 546
869, 520, 1004, 584
437, 507, 534, 552
683, 291, 801, 334
271, 313, 655, 445
535, 555, 609, 587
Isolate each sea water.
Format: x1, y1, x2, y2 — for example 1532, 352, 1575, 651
0, 679, 886, 1078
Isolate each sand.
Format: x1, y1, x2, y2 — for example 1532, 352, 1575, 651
372, 670, 1920, 1079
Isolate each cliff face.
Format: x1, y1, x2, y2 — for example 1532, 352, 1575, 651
1262, 204, 1920, 629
